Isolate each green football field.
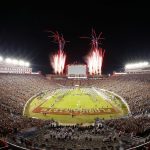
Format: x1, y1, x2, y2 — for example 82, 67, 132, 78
23, 87, 129, 124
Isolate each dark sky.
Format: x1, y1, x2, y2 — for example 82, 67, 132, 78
0, 1, 150, 74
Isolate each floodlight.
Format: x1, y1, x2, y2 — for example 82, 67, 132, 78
19, 60, 25, 66
125, 62, 149, 69
12, 59, 19, 65
5, 58, 12, 64
25, 62, 30, 67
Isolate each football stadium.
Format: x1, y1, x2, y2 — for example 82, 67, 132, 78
0, 3, 150, 150
0, 31, 150, 150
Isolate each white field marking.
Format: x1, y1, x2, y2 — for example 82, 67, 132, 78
23, 90, 50, 115
45, 95, 52, 100
92, 87, 124, 113
48, 88, 69, 108
56, 83, 65, 87
100, 88, 131, 114
43, 89, 60, 101
92, 87, 110, 102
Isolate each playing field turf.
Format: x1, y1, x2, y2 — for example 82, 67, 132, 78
23, 87, 130, 124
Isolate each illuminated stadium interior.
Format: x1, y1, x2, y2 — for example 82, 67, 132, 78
0, 33, 150, 149
0, 35, 150, 149
0, 2, 150, 150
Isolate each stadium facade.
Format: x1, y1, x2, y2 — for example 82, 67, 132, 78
0, 56, 32, 74
0, 63, 32, 74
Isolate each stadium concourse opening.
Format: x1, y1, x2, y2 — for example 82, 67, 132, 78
23, 86, 130, 125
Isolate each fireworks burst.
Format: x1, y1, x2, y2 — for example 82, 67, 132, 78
49, 31, 67, 74
86, 48, 105, 75
82, 29, 105, 75
51, 50, 66, 74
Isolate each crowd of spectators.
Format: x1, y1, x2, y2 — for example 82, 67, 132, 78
0, 74, 57, 139
0, 73, 150, 149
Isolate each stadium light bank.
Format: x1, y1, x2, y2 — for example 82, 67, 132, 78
125, 62, 149, 69
4, 57, 30, 67
0, 55, 32, 74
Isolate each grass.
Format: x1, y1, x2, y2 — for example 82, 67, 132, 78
24, 87, 129, 124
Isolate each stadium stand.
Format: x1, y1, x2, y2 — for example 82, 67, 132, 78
0, 73, 150, 149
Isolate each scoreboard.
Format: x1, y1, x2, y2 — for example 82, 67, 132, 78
67, 64, 87, 78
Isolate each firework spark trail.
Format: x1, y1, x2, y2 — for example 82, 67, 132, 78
51, 50, 66, 74
83, 29, 105, 75
87, 48, 105, 75
49, 31, 66, 74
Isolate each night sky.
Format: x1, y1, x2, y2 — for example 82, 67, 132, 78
0, 1, 150, 74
